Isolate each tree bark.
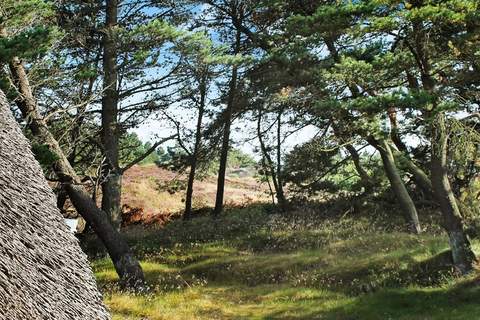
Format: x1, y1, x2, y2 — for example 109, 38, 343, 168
184, 72, 207, 219
331, 121, 373, 192
390, 145, 434, 197
213, 27, 241, 217
387, 106, 408, 152
257, 109, 284, 206
411, 21, 477, 271
369, 137, 422, 234
275, 109, 287, 208
386, 107, 434, 198
431, 112, 476, 274
66, 184, 145, 288
344, 144, 373, 192
101, 0, 122, 229
8, 57, 145, 289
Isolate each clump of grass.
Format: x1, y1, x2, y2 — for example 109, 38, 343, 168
92, 204, 480, 319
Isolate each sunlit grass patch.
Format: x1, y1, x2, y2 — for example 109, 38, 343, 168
104, 285, 354, 320
103, 282, 480, 319
93, 205, 480, 319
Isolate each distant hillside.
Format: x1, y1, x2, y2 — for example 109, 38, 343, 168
121, 164, 268, 225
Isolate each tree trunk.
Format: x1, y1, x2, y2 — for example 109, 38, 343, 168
184, 72, 207, 220
412, 28, 477, 272
101, 0, 122, 229
275, 109, 287, 208
66, 184, 145, 288
101, 173, 122, 228
331, 121, 373, 192
212, 91, 234, 217
390, 145, 434, 197
345, 144, 373, 192
387, 106, 408, 152
213, 27, 241, 217
257, 109, 282, 205
431, 112, 476, 274
369, 137, 422, 234
387, 107, 434, 198
8, 57, 145, 289
56, 186, 68, 212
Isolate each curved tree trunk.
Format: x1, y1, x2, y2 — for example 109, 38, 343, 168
431, 112, 476, 274
412, 26, 477, 272
344, 144, 373, 192
390, 145, 434, 198
8, 57, 145, 289
369, 137, 421, 234
387, 107, 434, 198
66, 184, 145, 288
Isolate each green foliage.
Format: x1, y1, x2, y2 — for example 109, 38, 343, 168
157, 145, 257, 176
227, 148, 257, 169
283, 137, 376, 194
0, 0, 59, 62
120, 133, 161, 167
155, 145, 189, 171
6, 2, 480, 317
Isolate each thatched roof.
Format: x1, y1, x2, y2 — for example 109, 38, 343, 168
0, 90, 110, 320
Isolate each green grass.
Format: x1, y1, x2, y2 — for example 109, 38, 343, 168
91, 205, 480, 319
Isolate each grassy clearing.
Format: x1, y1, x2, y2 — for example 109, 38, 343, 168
91, 205, 480, 319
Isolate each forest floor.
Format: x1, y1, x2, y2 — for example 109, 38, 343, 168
90, 204, 480, 319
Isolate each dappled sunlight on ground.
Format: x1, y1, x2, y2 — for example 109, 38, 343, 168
92, 205, 480, 319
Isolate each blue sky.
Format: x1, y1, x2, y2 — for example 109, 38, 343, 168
127, 1, 321, 159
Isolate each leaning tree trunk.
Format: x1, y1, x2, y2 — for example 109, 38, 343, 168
345, 144, 373, 192
431, 112, 476, 274
369, 137, 422, 234
8, 57, 145, 289
101, 0, 122, 229
390, 145, 434, 198
184, 72, 208, 220
66, 184, 145, 288
387, 107, 434, 198
213, 27, 241, 217
412, 31, 477, 272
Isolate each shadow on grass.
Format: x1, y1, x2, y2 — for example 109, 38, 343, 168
104, 282, 480, 320
94, 233, 455, 300
88, 201, 480, 319
314, 283, 480, 320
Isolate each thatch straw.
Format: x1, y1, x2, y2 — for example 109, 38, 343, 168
0, 90, 110, 320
